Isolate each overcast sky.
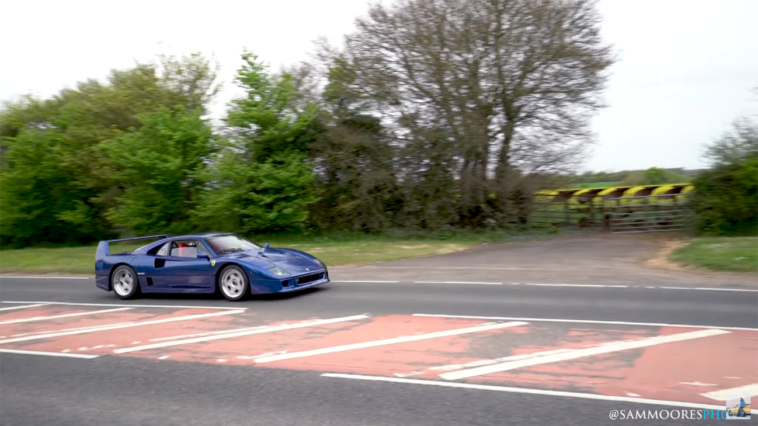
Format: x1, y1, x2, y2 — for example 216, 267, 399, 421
1, 0, 756, 172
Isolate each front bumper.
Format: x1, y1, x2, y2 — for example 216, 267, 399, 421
249, 270, 330, 294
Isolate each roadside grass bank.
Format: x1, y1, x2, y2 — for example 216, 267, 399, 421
0, 228, 570, 275
669, 237, 758, 273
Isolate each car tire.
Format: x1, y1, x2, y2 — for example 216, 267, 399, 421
218, 265, 249, 301
111, 265, 140, 300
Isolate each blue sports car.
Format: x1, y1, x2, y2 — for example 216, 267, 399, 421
95, 233, 329, 301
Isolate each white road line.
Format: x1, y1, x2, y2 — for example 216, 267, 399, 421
0, 276, 90, 280
429, 349, 575, 373
0, 348, 99, 359
147, 326, 270, 342
412, 281, 502, 285
440, 329, 729, 381
0, 303, 47, 312
331, 280, 399, 283
11, 320, 146, 337
255, 321, 528, 364
115, 315, 370, 354
412, 313, 758, 331
0, 301, 245, 310
0, 307, 131, 325
321, 373, 723, 410
701, 383, 758, 401
692, 287, 758, 293
0, 310, 244, 345
524, 283, 628, 288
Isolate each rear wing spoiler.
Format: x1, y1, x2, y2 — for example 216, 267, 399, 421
95, 235, 168, 260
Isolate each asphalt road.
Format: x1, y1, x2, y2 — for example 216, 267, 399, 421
1, 237, 756, 426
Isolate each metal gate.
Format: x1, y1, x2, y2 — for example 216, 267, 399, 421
529, 191, 696, 234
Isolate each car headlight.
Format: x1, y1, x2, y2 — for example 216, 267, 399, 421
268, 267, 290, 277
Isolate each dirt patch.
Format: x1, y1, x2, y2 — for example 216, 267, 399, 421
644, 238, 691, 271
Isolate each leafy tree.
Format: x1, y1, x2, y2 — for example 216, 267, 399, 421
101, 107, 213, 235
0, 128, 111, 246
307, 57, 400, 231
693, 118, 758, 235
0, 53, 220, 246
193, 52, 319, 233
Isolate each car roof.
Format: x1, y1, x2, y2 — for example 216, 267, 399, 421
172, 232, 235, 239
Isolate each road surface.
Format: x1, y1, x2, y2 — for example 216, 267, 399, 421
1, 237, 756, 425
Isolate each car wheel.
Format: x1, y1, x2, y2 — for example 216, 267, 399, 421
112, 265, 140, 300
218, 265, 249, 301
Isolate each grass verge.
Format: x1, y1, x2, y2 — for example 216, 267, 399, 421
0, 228, 567, 275
669, 237, 758, 273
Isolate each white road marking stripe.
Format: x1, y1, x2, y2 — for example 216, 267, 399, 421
0, 307, 131, 325
524, 283, 628, 288
440, 329, 729, 381
701, 383, 758, 401
0, 301, 245, 310
412, 313, 758, 331
321, 374, 723, 410
693, 287, 758, 293
11, 320, 146, 337
115, 315, 370, 354
0, 303, 47, 312
0, 276, 90, 280
412, 281, 502, 285
255, 321, 528, 364
331, 280, 399, 283
148, 326, 270, 342
429, 349, 575, 372
0, 348, 99, 359
351, 266, 539, 270
0, 310, 244, 345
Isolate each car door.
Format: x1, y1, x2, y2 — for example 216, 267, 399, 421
163, 239, 214, 290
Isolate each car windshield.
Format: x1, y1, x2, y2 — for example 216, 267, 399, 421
206, 235, 261, 255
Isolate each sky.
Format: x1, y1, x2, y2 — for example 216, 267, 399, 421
1, 0, 756, 173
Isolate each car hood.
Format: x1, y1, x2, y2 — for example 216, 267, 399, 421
220, 248, 323, 276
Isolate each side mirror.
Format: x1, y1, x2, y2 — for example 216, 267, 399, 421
197, 252, 210, 260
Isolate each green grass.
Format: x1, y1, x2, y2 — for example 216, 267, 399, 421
0, 228, 563, 275
670, 237, 758, 273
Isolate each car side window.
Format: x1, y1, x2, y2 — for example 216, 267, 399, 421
157, 243, 170, 257
170, 240, 203, 258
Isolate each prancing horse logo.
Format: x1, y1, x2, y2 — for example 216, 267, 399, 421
211, 260, 216, 267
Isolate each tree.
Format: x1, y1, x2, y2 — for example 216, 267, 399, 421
304, 56, 401, 231
192, 52, 319, 234
101, 107, 213, 235
318, 0, 614, 227
693, 118, 758, 235
0, 53, 220, 246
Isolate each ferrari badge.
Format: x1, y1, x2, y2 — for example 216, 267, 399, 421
211, 260, 216, 266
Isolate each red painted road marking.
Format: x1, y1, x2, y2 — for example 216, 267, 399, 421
702, 383, 758, 400
321, 374, 725, 410
0, 307, 131, 325
0, 304, 48, 312
115, 315, 370, 354
0, 348, 99, 359
2, 306, 754, 407
254, 321, 527, 363
440, 329, 730, 380
0, 309, 243, 346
